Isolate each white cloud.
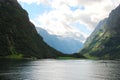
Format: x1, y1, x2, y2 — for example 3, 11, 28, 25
19, 0, 120, 42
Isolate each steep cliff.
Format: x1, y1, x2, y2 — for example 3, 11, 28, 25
79, 5, 120, 59
0, 0, 62, 59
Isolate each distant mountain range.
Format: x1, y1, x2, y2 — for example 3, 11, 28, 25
79, 5, 120, 59
36, 27, 83, 54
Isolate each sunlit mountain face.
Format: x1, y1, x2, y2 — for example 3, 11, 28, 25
18, 0, 120, 54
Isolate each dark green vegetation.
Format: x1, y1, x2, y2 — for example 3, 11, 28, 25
0, 0, 85, 59
58, 53, 86, 60
79, 5, 120, 59
0, 0, 64, 59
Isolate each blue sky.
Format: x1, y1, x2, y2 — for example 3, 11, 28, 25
19, 3, 52, 19
18, 0, 120, 42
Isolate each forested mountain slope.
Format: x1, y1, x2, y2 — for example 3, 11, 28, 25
79, 5, 120, 59
0, 0, 63, 59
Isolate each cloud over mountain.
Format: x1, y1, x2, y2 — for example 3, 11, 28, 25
18, 0, 120, 41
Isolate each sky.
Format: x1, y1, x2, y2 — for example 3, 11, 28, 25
18, 0, 120, 43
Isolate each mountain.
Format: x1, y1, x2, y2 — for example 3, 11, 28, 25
36, 27, 83, 54
83, 18, 107, 48
79, 5, 120, 59
0, 0, 63, 59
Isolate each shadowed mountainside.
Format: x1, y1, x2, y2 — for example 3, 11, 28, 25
0, 0, 63, 59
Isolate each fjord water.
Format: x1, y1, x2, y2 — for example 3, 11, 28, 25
0, 59, 120, 80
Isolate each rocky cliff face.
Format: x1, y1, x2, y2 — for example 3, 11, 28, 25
79, 5, 120, 59
0, 0, 62, 59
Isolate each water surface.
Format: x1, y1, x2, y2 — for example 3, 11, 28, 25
0, 59, 120, 80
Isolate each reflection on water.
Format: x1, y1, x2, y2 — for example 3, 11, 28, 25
0, 59, 120, 80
